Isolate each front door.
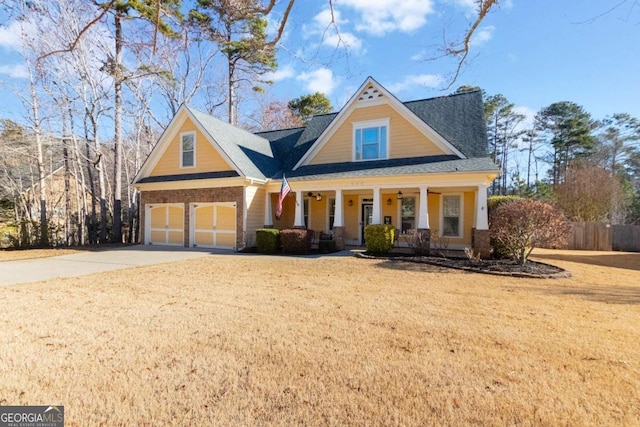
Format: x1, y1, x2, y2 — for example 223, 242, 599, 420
361, 200, 373, 245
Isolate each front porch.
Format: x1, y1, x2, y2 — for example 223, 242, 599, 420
262, 183, 491, 256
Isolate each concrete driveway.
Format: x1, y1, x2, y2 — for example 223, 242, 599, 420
0, 245, 218, 286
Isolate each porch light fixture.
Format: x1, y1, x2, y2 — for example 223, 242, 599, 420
348, 199, 353, 207
386, 198, 392, 205
307, 191, 323, 201
396, 191, 403, 200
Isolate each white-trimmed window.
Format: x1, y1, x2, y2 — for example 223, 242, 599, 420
353, 119, 389, 161
441, 195, 462, 237
401, 197, 415, 233
181, 131, 195, 168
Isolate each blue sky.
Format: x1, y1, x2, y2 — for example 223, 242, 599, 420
0, 0, 638, 128
265, 0, 640, 125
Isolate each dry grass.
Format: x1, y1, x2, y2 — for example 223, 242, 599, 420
0, 249, 639, 426
0, 247, 81, 261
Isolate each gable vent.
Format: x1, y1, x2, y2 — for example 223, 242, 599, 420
357, 85, 385, 102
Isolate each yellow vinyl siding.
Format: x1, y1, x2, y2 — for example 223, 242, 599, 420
150, 117, 233, 177
310, 104, 446, 165
308, 197, 327, 232
245, 186, 266, 245
272, 193, 296, 229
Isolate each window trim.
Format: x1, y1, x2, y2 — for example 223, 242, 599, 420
180, 131, 196, 169
399, 196, 416, 234
439, 193, 464, 238
352, 118, 390, 162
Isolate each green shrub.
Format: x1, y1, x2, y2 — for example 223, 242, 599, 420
318, 239, 337, 254
280, 228, 313, 254
487, 196, 523, 258
487, 195, 522, 212
364, 224, 395, 255
256, 228, 280, 254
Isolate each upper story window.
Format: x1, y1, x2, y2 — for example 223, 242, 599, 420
353, 119, 389, 161
181, 132, 195, 168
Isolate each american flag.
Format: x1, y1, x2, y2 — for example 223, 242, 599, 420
275, 174, 291, 220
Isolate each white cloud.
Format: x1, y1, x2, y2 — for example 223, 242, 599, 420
296, 68, 336, 95
263, 64, 295, 82
513, 105, 536, 133
339, 0, 435, 35
322, 32, 363, 51
470, 25, 495, 47
388, 74, 443, 93
411, 50, 427, 62
0, 21, 27, 51
0, 63, 28, 79
302, 8, 364, 54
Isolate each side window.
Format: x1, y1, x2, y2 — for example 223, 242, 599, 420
401, 197, 415, 233
328, 198, 335, 230
442, 195, 461, 237
181, 132, 195, 168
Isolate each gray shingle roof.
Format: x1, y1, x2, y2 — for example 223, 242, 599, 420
187, 106, 277, 179
404, 90, 488, 158
288, 156, 498, 182
137, 170, 239, 184
141, 91, 494, 184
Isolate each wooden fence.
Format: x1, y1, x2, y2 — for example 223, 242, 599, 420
567, 222, 640, 252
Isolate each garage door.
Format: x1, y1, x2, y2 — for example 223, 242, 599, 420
147, 203, 184, 246
191, 202, 237, 249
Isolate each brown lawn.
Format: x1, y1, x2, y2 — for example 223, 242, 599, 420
0, 249, 638, 426
0, 248, 81, 261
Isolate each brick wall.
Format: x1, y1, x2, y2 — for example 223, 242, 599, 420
140, 187, 244, 248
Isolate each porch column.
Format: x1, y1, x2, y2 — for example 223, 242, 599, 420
416, 185, 431, 255
475, 184, 489, 230
417, 186, 430, 229
333, 189, 345, 250
473, 184, 491, 257
263, 192, 273, 228
372, 187, 381, 224
293, 190, 305, 228
333, 189, 344, 227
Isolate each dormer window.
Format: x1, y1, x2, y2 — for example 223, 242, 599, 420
353, 119, 389, 161
181, 131, 195, 168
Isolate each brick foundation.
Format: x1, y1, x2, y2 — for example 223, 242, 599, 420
416, 228, 431, 255
333, 226, 346, 250
140, 187, 244, 248
472, 228, 491, 258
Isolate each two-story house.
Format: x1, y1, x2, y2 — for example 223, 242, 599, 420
133, 77, 499, 255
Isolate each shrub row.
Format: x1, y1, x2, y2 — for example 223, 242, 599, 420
255, 228, 339, 255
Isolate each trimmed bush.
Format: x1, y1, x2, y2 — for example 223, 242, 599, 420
364, 224, 395, 255
280, 228, 313, 255
490, 199, 570, 265
256, 228, 280, 254
318, 239, 337, 254
487, 195, 522, 212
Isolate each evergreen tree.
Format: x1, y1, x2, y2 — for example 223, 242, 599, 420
534, 101, 596, 188
287, 92, 333, 124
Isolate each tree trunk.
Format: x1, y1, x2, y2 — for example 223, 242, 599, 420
112, 11, 124, 243
29, 73, 49, 247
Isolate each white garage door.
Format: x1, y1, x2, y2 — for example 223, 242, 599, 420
147, 203, 184, 246
190, 202, 237, 249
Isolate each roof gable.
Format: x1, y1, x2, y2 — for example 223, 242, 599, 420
292, 77, 466, 170
134, 105, 276, 183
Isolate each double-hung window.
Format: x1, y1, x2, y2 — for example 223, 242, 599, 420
354, 119, 389, 161
442, 195, 462, 237
181, 132, 195, 168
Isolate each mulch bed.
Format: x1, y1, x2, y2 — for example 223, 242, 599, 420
355, 252, 571, 279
